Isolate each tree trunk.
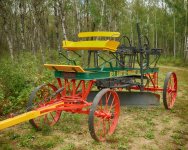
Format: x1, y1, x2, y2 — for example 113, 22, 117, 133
130, 11, 134, 44
184, 0, 188, 61
99, 0, 105, 30
58, 0, 69, 58
14, 1, 19, 53
6, 35, 14, 60
74, 0, 81, 33
19, 0, 26, 50
155, 12, 158, 48
86, 0, 89, 31
185, 37, 188, 61
173, 15, 176, 58
4, 22, 14, 60
30, 2, 45, 63
58, 0, 67, 40
54, 1, 61, 52
29, 3, 36, 56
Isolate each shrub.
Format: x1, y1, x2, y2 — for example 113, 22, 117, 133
0, 52, 59, 115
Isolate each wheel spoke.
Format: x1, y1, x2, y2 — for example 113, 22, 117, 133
108, 98, 115, 112
95, 118, 103, 135
107, 119, 111, 131
105, 92, 111, 111
44, 114, 48, 124
50, 112, 55, 122
102, 119, 106, 138
99, 99, 103, 111
106, 92, 112, 103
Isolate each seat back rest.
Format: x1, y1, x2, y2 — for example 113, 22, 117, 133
78, 32, 120, 38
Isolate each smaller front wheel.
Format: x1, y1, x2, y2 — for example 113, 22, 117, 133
88, 88, 120, 142
27, 84, 62, 130
163, 72, 177, 109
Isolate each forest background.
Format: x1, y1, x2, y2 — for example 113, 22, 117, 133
0, 0, 187, 115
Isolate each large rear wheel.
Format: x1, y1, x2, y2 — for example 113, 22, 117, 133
163, 72, 177, 109
88, 89, 120, 142
27, 84, 62, 130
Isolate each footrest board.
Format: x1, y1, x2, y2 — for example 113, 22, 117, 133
44, 64, 85, 73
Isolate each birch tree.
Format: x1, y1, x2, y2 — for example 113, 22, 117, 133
19, 0, 26, 50
58, 0, 67, 40
54, 0, 61, 52
0, 1, 14, 60
184, 0, 188, 61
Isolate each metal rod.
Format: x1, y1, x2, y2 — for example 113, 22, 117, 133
136, 23, 144, 91
88, 51, 91, 67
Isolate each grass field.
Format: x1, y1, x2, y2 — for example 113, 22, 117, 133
0, 66, 187, 150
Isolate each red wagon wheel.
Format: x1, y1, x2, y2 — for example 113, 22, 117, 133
88, 88, 120, 142
27, 84, 62, 130
163, 72, 177, 109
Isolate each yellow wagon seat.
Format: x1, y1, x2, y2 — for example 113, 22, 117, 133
62, 32, 121, 52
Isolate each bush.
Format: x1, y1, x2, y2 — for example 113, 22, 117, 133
0, 52, 58, 115
0, 58, 31, 114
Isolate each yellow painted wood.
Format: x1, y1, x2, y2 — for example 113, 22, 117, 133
62, 40, 120, 52
0, 111, 40, 130
0, 101, 65, 130
127, 70, 137, 74
78, 32, 120, 38
44, 64, 85, 72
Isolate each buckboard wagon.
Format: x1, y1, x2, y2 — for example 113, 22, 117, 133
0, 24, 177, 142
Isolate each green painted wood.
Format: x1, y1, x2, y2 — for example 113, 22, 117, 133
54, 67, 159, 80
54, 71, 110, 80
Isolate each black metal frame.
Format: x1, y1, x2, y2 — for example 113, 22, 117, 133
59, 23, 162, 90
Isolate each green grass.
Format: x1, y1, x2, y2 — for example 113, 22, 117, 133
145, 129, 155, 140
159, 56, 188, 67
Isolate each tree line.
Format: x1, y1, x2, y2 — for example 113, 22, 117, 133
0, 0, 188, 62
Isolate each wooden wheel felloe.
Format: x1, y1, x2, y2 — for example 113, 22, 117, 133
88, 88, 120, 142
163, 72, 177, 109
27, 84, 62, 130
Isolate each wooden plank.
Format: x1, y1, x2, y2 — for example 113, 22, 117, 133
0, 111, 40, 130
62, 40, 120, 52
44, 64, 85, 72
0, 101, 65, 130
78, 32, 120, 38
